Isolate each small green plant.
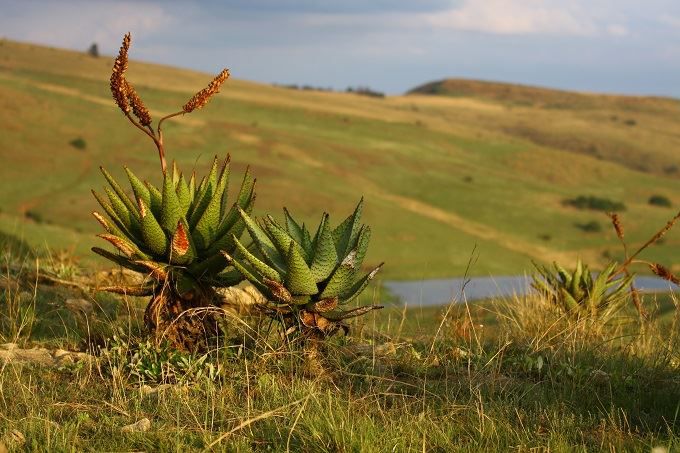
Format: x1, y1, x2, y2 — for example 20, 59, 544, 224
532, 259, 632, 317
92, 33, 250, 351
562, 195, 626, 212
224, 199, 383, 339
648, 194, 672, 208
575, 220, 602, 233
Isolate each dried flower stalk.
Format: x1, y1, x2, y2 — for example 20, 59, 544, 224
650, 263, 680, 285
183, 69, 230, 113
125, 80, 152, 126
110, 32, 131, 113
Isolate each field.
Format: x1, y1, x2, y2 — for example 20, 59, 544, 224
2, 39, 680, 280
0, 254, 678, 451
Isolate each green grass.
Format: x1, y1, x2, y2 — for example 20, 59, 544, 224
0, 252, 678, 451
2, 39, 680, 279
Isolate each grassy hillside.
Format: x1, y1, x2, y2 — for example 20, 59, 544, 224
1, 39, 680, 279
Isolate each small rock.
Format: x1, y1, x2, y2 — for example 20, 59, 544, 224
121, 418, 151, 433
64, 298, 94, 315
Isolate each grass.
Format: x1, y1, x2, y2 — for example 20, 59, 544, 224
0, 249, 678, 451
2, 39, 680, 279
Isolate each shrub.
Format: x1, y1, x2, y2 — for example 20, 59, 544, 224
648, 194, 672, 208
562, 195, 626, 212
575, 221, 602, 233
69, 137, 87, 150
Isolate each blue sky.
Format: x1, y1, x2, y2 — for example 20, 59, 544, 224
3, 0, 680, 96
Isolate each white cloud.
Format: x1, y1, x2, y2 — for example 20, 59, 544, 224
606, 24, 628, 36
2, 1, 175, 53
426, 0, 597, 36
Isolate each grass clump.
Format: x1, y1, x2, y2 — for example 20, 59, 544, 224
69, 137, 87, 150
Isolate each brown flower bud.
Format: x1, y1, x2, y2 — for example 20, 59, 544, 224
182, 69, 230, 113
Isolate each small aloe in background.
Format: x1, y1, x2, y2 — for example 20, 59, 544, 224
532, 259, 632, 318
224, 199, 384, 339
92, 33, 253, 350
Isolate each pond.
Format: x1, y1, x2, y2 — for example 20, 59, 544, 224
383, 275, 679, 306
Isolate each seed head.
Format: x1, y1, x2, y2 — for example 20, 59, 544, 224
608, 212, 624, 240
182, 68, 230, 113
650, 263, 680, 285
125, 80, 152, 126
110, 33, 131, 114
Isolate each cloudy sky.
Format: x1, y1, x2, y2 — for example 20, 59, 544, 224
3, 0, 680, 96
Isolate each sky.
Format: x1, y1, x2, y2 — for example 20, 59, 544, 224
3, 0, 680, 96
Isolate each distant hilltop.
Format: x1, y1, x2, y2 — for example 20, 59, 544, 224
407, 78, 679, 111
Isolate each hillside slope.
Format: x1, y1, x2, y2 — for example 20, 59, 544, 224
1, 39, 679, 279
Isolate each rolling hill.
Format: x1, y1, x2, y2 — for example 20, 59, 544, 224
1, 39, 679, 279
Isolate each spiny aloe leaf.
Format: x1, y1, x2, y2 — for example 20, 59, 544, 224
352, 225, 371, 270
263, 216, 295, 258
210, 267, 243, 287
188, 157, 219, 227
145, 181, 163, 217
222, 252, 269, 295
176, 173, 191, 216
283, 207, 304, 245
263, 278, 294, 304
160, 172, 182, 233
301, 225, 313, 260
91, 247, 149, 273
100, 167, 138, 218
137, 197, 168, 257
340, 263, 383, 304
310, 213, 338, 283
233, 235, 282, 282
207, 194, 254, 255
285, 241, 318, 295
169, 219, 195, 265
188, 171, 196, 202
193, 159, 231, 249
319, 251, 356, 299
226, 166, 254, 216
124, 167, 150, 209
238, 207, 286, 272
188, 252, 228, 279
92, 211, 122, 236
323, 305, 383, 321
104, 187, 142, 241
171, 160, 180, 186
332, 198, 364, 257
92, 190, 135, 239
97, 233, 147, 259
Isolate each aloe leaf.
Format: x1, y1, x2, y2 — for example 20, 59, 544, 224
227, 166, 254, 216
353, 225, 371, 270
188, 171, 196, 202
97, 233, 148, 259
145, 181, 163, 217
100, 167, 138, 218
238, 207, 285, 272
319, 251, 356, 299
137, 198, 168, 257
340, 263, 383, 304
210, 267, 244, 287
92, 190, 132, 238
188, 157, 219, 227
91, 247, 149, 273
105, 187, 142, 240
124, 167, 151, 209
559, 287, 581, 312
310, 213, 338, 283
160, 172, 182, 233
171, 160, 180, 186
176, 173, 191, 216
222, 252, 269, 295
233, 235, 282, 282
283, 207, 304, 245
332, 198, 364, 257
263, 216, 295, 257
169, 219, 196, 265
285, 241, 318, 295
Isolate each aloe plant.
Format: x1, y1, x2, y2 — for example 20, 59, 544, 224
93, 33, 251, 350
531, 259, 633, 317
223, 199, 384, 338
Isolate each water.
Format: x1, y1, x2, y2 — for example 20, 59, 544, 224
383, 275, 679, 307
